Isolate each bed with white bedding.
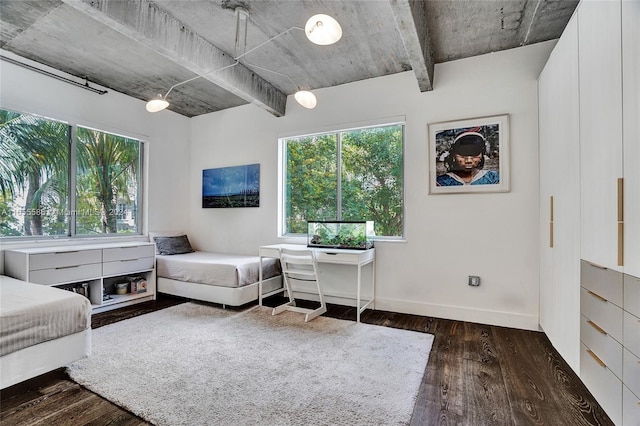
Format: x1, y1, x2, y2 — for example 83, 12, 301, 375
0, 275, 92, 389
156, 251, 282, 306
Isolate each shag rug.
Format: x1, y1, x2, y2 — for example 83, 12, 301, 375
67, 303, 434, 426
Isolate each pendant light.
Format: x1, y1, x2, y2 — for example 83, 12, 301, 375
146, 10, 341, 113
294, 90, 317, 109
145, 94, 170, 112
305, 14, 343, 46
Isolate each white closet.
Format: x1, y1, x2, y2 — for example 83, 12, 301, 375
578, 0, 624, 272
539, 0, 639, 423
538, 11, 581, 371
622, 0, 640, 278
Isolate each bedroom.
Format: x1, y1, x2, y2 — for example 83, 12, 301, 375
0, 0, 638, 424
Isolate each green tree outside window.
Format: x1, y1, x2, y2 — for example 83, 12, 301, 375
283, 123, 404, 238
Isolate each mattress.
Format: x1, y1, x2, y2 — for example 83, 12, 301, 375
156, 251, 281, 288
0, 275, 92, 357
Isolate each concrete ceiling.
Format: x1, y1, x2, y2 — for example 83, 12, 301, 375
0, 0, 578, 118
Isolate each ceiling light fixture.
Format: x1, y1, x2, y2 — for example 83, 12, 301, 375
146, 8, 341, 113
294, 90, 317, 109
145, 94, 169, 112
145, 61, 239, 113
305, 14, 343, 46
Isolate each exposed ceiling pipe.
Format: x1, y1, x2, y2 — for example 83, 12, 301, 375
0, 54, 108, 95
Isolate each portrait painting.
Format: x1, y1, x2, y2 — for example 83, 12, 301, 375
202, 163, 260, 208
428, 114, 510, 194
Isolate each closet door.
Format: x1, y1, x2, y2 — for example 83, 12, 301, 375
579, 0, 624, 271
538, 13, 581, 371
622, 0, 640, 277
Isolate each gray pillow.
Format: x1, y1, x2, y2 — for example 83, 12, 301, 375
153, 235, 195, 255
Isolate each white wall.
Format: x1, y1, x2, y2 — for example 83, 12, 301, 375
189, 41, 556, 330
0, 50, 191, 252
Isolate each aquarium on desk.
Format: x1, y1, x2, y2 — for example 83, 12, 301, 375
307, 221, 374, 250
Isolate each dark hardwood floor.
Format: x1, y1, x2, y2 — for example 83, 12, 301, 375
1, 295, 613, 426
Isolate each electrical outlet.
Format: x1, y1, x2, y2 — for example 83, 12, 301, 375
468, 275, 481, 287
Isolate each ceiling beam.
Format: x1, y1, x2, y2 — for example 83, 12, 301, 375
389, 0, 434, 92
60, 0, 287, 116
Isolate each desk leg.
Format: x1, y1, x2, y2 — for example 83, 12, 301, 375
372, 257, 376, 310
357, 263, 362, 323
258, 255, 264, 307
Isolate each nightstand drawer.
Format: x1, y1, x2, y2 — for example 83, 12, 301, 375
103, 244, 154, 262
624, 274, 640, 318
581, 287, 624, 343
624, 311, 640, 358
103, 257, 154, 276
581, 314, 623, 378
581, 260, 623, 308
581, 343, 623, 425
623, 348, 640, 398
29, 249, 102, 271
29, 263, 102, 285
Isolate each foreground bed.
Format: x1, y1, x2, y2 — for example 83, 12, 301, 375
156, 251, 282, 307
0, 275, 92, 389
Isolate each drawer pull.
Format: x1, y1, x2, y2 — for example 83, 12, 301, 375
325, 253, 338, 255
587, 320, 607, 335
55, 251, 79, 254
587, 349, 606, 368
587, 290, 608, 303
120, 258, 139, 262
586, 261, 608, 270
55, 265, 80, 270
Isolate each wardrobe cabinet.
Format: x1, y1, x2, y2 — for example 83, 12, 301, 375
578, 0, 624, 272
578, 0, 639, 275
622, 0, 640, 278
538, 11, 581, 371
540, 1, 639, 423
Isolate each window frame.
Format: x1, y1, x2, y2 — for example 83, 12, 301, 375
278, 118, 406, 241
0, 107, 146, 241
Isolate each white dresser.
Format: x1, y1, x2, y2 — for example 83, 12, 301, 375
4, 242, 156, 313
580, 260, 640, 425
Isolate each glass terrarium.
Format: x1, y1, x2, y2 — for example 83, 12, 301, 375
307, 221, 374, 250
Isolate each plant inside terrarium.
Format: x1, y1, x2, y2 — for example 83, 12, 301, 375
310, 222, 369, 248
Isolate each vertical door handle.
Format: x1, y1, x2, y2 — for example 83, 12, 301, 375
617, 178, 623, 266
549, 196, 554, 248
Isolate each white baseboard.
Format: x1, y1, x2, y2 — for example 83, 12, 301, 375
374, 297, 541, 331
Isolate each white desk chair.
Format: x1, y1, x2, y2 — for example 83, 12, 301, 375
272, 248, 327, 322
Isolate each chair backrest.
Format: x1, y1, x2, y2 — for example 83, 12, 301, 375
280, 248, 318, 282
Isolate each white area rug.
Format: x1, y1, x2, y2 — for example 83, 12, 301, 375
67, 303, 433, 426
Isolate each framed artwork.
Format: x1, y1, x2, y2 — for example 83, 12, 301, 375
202, 163, 260, 208
428, 114, 510, 194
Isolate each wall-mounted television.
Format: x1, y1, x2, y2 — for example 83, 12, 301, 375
202, 163, 260, 208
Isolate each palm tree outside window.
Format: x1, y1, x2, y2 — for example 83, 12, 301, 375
0, 108, 143, 238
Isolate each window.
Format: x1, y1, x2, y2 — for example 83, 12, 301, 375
282, 122, 404, 238
0, 108, 143, 238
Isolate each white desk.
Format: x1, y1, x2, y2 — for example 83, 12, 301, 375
258, 244, 375, 322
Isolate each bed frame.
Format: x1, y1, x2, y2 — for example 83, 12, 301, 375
1, 329, 91, 389
157, 275, 282, 307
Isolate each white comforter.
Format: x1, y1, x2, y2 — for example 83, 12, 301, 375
0, 275, 92, 357
156, 251, 281, 288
